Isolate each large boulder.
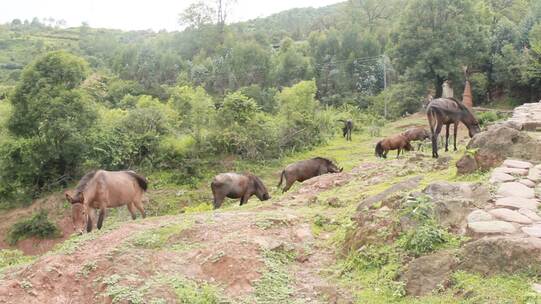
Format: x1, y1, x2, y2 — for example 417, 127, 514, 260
459, 236, 541, 275
423, 182, 490, 233
457, 125, 541, 171
402, 251, 458, 296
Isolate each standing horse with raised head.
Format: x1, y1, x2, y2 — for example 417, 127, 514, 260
426, 98, 480, 158
65, 170, 148, 234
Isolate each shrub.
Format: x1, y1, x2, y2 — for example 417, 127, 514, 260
477, 110, 503, 127
7, 210, 61, 245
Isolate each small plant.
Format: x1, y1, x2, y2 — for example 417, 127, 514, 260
397, 223, 447, 256
0, 249, 34, 270
7, 210, 61, 245
254, 249, 296, 303
163, 276, 223, 304
78, 261, 98, 278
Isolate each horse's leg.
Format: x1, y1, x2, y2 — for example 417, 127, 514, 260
240, 193, 251, 206
432, 123, 443, 158
282, 179, 294, 193
86, 209, 93, 233
97, 207, 106, 230
444, 124, 450, 152
213, 194, 225, 209
453, 122, 458, 151
135, 199, 146, 219
127, 202, 137, 220
396, 148, 401, 159
383, 150, 388, 159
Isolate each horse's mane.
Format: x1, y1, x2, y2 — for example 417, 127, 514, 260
428, 98, 474, 117
75, 171, 97, 194
244, 173, 266, 191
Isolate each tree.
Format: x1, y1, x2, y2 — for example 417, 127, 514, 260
1, 51, 97, 198
391, 0, 489, 97
178, 1, 216, 29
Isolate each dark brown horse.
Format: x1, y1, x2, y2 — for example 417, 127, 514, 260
375, 134, 413, 159
339, 119, 353, 141
426, 98, 480, 158
65, 170, 148, 234
211, 173, 270, 209
402, 127, 430, 151
278, 157, 343, 192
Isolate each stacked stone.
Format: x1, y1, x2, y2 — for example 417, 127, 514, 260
507, 102, 541, 131
467, 159, 541, 237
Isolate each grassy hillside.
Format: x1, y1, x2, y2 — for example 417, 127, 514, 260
2, 111, 535, 303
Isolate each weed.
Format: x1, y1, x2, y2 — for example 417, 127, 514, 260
0, 249, 34, 271
130, 221, 192, 249
161, 276, 224, 304
78, 260, 97, 278
254, 249, 296, 304
7, 210, 61, 245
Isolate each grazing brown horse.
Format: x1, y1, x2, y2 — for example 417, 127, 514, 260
375, 134, 413, 159
65, 170, 148, 233
211, 173, 270, 209
278, 157, 343, 192
339, 119, 353, 141
426, 98, 480, 158
402, 127, 430, 151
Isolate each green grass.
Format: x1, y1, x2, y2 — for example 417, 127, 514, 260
253, 248, 298, 304
130, 220, 193, 250
0, 249, 35, 272
160, 276, 225, 304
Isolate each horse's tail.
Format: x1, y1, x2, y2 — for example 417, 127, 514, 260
126, 171, 148, 192
375, 141, 384, 157
426, 106, 437, 137
277, 170, 285, 188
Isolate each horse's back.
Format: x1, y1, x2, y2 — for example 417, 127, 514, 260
95, 170, 145, 206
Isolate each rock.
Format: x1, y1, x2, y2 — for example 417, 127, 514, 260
518, 179, 536, 188
519, 208, 541, 221
423, 182, 490, 233
460, 236, 541, 275
357, 176, 423, 211
403, 251, 458, 296
495, 197, 540, 210
493, 167, 529, 176
456, 154, 478, 175
528, 167, 541, 182
326, 197, 344, 208
489, 171, 515, 183
503, 159, 533, 169
467, 210, 494, 223
488, 208, 533, 224
497, 182, 535, 199
468, 221, 517, 234
522, 225, 541, 238
466, 125, 541, 170
504, 120, 523, 130
532, 283, 541, 294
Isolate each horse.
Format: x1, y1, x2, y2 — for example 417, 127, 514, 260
211, 173, 270, 209
375, 134, 414, 159
65, 170, 148, 234
339, 119, 353, 141
278, 157, 343, 192
426, 98, 480, 158
402, 127, 430, 151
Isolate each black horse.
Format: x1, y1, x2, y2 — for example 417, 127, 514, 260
339, 119, 353, 141
426, 98, 480, 158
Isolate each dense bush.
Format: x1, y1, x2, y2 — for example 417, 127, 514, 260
7, 210, 61, 244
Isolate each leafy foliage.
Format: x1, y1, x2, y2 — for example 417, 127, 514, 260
7, 210, 60, 245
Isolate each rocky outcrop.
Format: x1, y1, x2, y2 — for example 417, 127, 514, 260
459, 236, 541, 275
403, 251, 458, 296
356, 176, 422, 211
456, 125, 541, 172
